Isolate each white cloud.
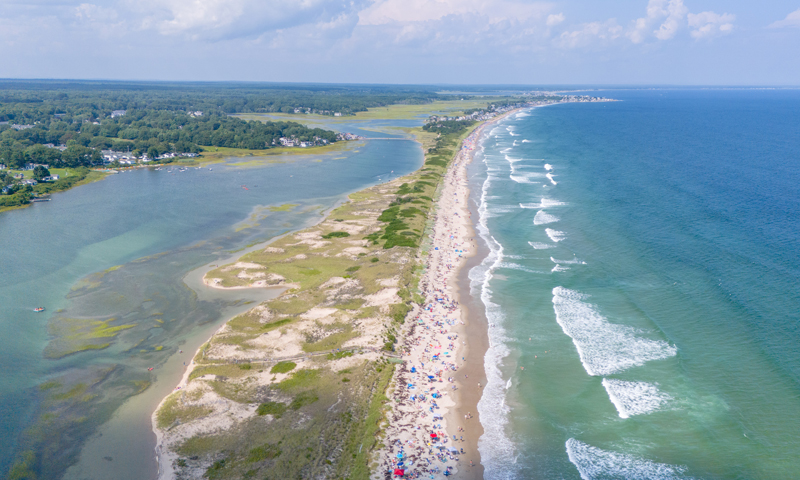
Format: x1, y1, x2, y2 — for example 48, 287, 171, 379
688, 11, 734, 39
132, 0, 367, 41
769, 8, 800, 28
557, 19, 622, 49
358, 0, 552, 25
628, 0, 687, 43
547, 13, 565, 26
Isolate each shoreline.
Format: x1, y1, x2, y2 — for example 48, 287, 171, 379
446, 108, 525, 478
376, 107, 524, 479
148, 104, 540, 479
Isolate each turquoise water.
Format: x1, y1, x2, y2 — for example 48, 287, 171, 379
470, 90, 800, 479
0, 123, 422, 478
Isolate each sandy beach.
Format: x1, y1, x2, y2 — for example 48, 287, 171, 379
375, 110, 520, 479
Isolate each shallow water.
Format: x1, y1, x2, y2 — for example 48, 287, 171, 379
470, 90, 800, 479
0, 123, 423, 478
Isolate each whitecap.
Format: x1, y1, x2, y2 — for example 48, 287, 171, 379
529, 242, 555, 250
510, 175, 535, 184
520, 197, 566, 209
544, 163, 553, 171
552, 265, 570, 272
545, 228, 566, 242
534, 210, 559, 225
566, 438, 691, 480
602, 379, 672, 419
546, 173, 558, 185
499, 262, 542, 274
550, 256, 586, 265
522, 139, 531, 143
552, 287, 678, 376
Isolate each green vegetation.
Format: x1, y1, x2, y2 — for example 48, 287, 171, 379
256, 402, 288, 418
270, 361, 297, 374
321, 231, 350, 239
156, 393, 213, 429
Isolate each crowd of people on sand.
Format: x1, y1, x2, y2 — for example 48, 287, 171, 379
380, 128, 484, 478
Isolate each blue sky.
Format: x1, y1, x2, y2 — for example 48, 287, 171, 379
1, 0, 798, 85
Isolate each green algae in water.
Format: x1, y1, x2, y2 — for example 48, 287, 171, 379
44, 317, 136, 359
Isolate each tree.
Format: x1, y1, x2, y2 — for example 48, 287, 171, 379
32, 165, 51, 181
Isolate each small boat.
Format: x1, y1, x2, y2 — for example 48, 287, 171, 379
34, 307, 45, 312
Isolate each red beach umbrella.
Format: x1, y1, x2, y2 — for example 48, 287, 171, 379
393, 468, 405, 476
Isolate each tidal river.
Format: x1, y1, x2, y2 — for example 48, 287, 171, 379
0, 121, 422, 479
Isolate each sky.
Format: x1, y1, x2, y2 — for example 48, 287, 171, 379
0, 0, 799, 85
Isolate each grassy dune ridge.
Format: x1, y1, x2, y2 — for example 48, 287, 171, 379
154, 104, 480, 479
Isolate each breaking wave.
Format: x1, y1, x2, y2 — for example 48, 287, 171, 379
566, 438, 691, 480
602, 379, 672, 419
534, 210, 559, 225
551, 287, 677, 376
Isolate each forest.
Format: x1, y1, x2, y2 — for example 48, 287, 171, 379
0, 81, 444, 170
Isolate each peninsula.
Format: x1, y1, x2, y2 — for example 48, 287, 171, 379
152, 95, 608, 479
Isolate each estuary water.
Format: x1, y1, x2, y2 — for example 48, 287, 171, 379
0, 121, 422, 479
470, 90, 800, 479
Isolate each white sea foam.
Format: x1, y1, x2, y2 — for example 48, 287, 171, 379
513, 140, 518, 146
529, 242, 555, 250
550, 256, 586, 265
520, 198, 566, 209
505, 154, 522, 163
500, 147, 513, 153
545, 228, 567, 242
472, 141, 519, 479
544, 163, 553, 171
566, 438, 690, 480
499, 262, 542, 274
486, 205, 518, 217
509, 175, 535, 184
546, 173, 558, 185
522, 139, 531, 143
602, 379, 672, 419
552, 265, 570, 272
534, 210, 559, 225
552, 287, 678, 376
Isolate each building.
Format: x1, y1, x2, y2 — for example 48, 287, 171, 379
110, 110, 127, 118
0, 164, 6, 170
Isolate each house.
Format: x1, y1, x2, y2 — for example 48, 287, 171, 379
110, 110, 127, 118
189, 111, 203, 117
44, 175, 60, 181
24, 163, 49, 170
0, 164, 6, 170
334, 112, 342, 117
21, 179, 38, 186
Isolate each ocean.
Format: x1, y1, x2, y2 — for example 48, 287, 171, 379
0, 120, 422, 479
469, 89, 800, 479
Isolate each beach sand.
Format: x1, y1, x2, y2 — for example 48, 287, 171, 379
375, 110, 520, 479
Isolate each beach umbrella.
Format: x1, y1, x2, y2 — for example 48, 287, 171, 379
428, 375, 435, 380
393, 468, 405, 476
430, 433, 437, 438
